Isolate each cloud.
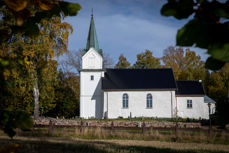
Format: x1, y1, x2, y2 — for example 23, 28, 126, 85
65, 0, 208, 64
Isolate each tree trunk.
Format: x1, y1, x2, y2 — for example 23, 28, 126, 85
33, 79, 40, 120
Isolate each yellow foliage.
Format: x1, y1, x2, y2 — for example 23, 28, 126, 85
38, 0, 55, 11
16, 16, 23, 26
162, 47, 205, 80
24, 57, 30, 65
0, 58, 9, 66
3, 69, 10, 80
4, 0, 27, 12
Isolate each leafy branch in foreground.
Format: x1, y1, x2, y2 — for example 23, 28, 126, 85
0, 0, 81, 138
0, 110, 33, 138
161, 0, 229, 70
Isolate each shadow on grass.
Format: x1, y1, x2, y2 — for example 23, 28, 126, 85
0, 138, 228, 153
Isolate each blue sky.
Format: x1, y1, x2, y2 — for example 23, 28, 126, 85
64, 0, 208, 64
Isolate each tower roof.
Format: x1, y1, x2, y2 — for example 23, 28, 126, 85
86, 11, 100, 52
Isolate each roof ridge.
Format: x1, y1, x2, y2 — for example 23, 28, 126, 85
105, 68, 173, 70
177, 80, 201, 82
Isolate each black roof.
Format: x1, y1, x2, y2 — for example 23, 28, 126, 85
176, 81, 205, 95
102, 68, 177, 90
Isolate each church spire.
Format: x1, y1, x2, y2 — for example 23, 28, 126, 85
86, 9, 100, 52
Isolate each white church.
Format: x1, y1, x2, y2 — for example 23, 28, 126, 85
80, 13, 215, 119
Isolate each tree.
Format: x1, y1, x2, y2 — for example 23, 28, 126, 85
1, 16, 74, 120
206, 63, 229, 127
46, 70, 80, 118
103, 52, 114, 68
161, 0, 229, 70
162, 46, 205, 80
59, 49, 84, 74
132, 50, 161, 69
0, 0, 81, 95
115, 54, 131, 69
0, 0, 81, 137
0, 0, 81, 44
59, 50, 114, 74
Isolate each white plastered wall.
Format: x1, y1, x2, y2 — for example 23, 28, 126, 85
80, 48, 104, 119
80, 71, 104, 119
103, 91, 176, 119
82, 48, 103, 69
176, 96, 211, 119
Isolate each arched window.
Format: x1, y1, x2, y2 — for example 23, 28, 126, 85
122, 93, 128, 108
146, 94, 152, 108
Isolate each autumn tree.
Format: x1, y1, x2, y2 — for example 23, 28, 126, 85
32, 17, 75, 119
0, 0, 81, 137
161, 0, 229, 70
162, 46, 205, 81
207, 64, 229, 126
0, 0, 81, 43
0, 16, 75, 120
133, 50, 161, 69
115, 54, 131, 69
46, 70, 80, 118
59, 50, 114, 74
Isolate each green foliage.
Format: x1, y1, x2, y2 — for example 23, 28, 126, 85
216, 100, 229, 127
205, 57, 225, 71
0, 0, 81, 138
0, 110, 33, 138
115, 54, 131, 69
0, 15, 73, 116
0, 0, 81, 41
46, 70, 80, 118
206, 63, 229, 126
161, 0, 229, 70
59, 2, 81, 16
132, 50, 161, 69
161, 0, 194, 19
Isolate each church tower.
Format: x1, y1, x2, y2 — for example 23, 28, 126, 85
80, 12, 104, 119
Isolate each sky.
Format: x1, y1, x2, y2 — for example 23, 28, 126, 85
64, 0, 209, 65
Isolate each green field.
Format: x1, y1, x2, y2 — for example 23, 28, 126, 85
1, 136, 229, 153
1, 127, 229, 153
20, 127, 229, 144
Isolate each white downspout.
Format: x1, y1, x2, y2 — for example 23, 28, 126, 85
171, 91, 173, 118
107, 92, 108, 118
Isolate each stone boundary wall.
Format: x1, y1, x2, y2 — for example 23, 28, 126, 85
34, 118, 201, 128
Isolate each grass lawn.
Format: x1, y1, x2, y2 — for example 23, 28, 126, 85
0, 136, 229, 153
1, 128, 229, 153
24, 127, 229, 144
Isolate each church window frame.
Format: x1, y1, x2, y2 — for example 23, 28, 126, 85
146, 93, 153, 108
122, 93, 128, 109
91, 75, 94, 80
187, 99, 192, 108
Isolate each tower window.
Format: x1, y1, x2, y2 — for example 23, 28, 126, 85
91, 75, 94, 80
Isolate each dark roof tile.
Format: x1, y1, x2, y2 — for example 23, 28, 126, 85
102, 68, 177, 90
176, 80, 205, 95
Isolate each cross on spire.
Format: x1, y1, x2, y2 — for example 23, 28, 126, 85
91, 8, 93, 18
